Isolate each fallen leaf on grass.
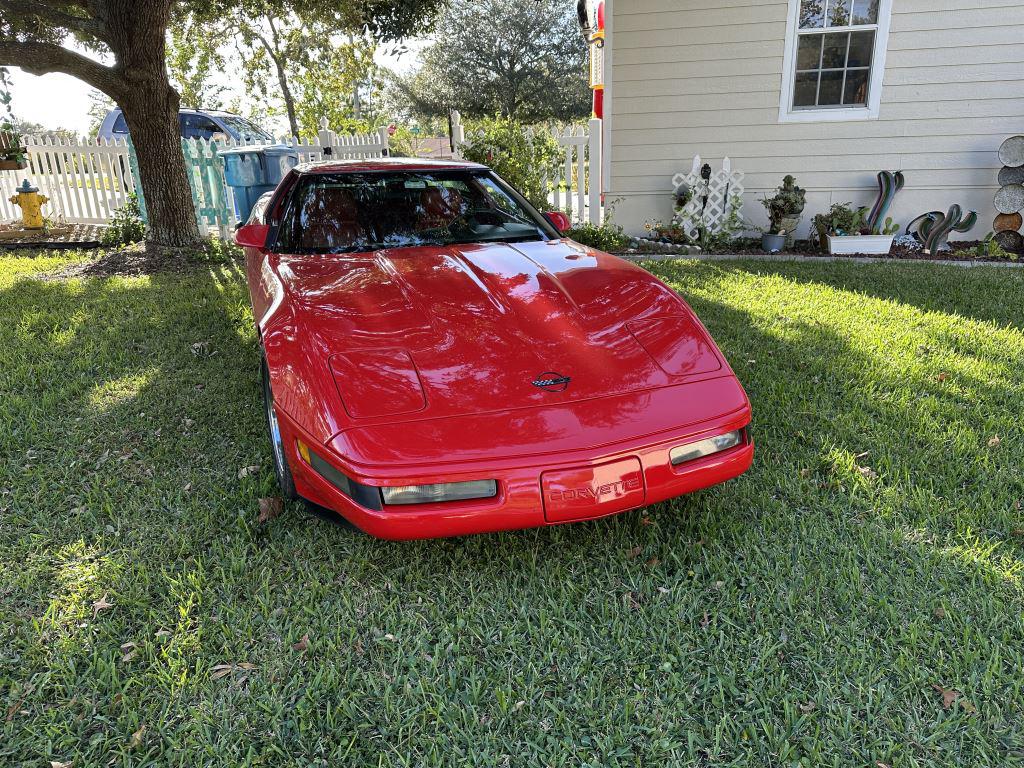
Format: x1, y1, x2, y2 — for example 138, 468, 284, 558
238, 465, 260, 479
154, 629, 171, 639
626, 546, 642, 559
211, 662, 257, 680
856, 466, 878, 480
640, 516, 654, 526
120, 641, 137, 662
49, 761, 73, 768
1012, 528, 1024, 538
92, 594, 114, 618
932, 684, 960, 709
876, 762, 892, 768
987, 434, 1001, 448
935, 372, 949, 382
292, 633, 310, 652
799, 701, 816, 713
257, 496, 284, 524
128, 724, 146, 749
933, 606, 946, 620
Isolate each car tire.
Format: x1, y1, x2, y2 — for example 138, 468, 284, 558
261, 349, 297, 500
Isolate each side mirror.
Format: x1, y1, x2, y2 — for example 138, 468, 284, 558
544, 211, 572, 233
235, 223, 269, 249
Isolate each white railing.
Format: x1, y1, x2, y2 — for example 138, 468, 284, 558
451, 111, 603, 225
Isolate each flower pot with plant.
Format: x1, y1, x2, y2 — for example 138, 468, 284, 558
812, 202, 898, 255
0, 130, 27, 171
761, 175, 806, 250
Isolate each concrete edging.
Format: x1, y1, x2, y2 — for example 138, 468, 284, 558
616, 252, 1024, 268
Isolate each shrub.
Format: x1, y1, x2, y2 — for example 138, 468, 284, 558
101, 193, 146, 247
460, 116, 560, 209
565, 220, 630, 252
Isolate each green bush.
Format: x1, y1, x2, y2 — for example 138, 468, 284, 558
101, 193, 146, 247
565, 220, 630, 252
460, 116, 560, 209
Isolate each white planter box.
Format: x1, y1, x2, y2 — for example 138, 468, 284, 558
827, 234, 894, 255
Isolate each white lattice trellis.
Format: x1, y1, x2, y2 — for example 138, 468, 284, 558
670, 156, 744, 241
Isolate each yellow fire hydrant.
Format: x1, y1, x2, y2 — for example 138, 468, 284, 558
10, 179, 48, 229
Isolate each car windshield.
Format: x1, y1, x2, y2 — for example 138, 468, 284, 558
275, 170, 559, 254
217, 115, 273, 141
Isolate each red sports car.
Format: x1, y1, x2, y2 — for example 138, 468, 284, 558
235, 158, 753, 540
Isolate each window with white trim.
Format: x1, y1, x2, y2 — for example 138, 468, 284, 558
780, 0, 891, 122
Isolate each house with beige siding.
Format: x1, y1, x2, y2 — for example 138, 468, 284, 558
598, 0, 1024, 238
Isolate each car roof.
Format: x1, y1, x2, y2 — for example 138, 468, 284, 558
296, 157, 489, 174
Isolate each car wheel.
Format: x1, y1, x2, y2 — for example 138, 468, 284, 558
261, 349, 297, 500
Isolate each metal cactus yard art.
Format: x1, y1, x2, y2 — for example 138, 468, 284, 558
907, 205, 978, 254
865, 170, 904, 235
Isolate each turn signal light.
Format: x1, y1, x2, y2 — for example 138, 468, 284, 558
670, 430, 743, 466
381, 480, 498, 506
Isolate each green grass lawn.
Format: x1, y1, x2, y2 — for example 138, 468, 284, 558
1, 251, 1022, 767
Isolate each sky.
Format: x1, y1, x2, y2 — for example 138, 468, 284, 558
8, 41, 425, 137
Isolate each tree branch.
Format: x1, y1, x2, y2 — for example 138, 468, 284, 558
0, 1, 109, 43
0, 40, 122, 99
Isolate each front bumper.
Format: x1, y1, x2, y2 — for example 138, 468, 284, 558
277, 403, 753, 541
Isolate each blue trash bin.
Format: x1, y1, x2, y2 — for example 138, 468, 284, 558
220, 144, 299, 222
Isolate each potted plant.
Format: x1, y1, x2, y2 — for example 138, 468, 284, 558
812, 202, 898, 255
0, 129, 27, 171
761, 175, 806, 251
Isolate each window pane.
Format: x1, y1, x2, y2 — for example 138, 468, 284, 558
851, 0, 878, 24
821, 32, 849, 68
818, 70, 845, 105
793, 71, 820, 107
799, 0, 826, 28
843, 68, 870, 104
827, 0, 851, 26
847, 31, 874, 67
796, 35, 823, 70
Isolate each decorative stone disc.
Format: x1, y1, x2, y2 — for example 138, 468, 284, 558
994, 183, 1024, 214
999, 135, 1024, 168
993, 212, 1022, 233
998, 165, 1024, 186
993, 229, 1024, 254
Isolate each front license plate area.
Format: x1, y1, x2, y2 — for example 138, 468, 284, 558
542, 458, 646, 523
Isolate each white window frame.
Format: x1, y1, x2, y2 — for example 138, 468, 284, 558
778, 0, 893, 123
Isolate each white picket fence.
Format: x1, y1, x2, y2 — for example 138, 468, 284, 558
0, 136, 138, 225
0, 120, 390, 227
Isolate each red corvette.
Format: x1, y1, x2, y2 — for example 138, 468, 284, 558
235, 158, 753, 540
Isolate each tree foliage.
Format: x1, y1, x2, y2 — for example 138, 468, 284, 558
292, 36, 380, 137
167, 16, 226, 110
393, 0, 590, 123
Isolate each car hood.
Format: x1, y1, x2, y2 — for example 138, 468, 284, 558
273, 240, 726, 422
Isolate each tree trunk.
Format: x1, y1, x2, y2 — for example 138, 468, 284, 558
271, 53, 300, 138
119, 78, 202, 248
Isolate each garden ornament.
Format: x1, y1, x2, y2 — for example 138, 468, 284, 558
865, 170, 904, 235
906, 205, 978, 254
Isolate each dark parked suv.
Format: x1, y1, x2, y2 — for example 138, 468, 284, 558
97, 108, 274, 142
